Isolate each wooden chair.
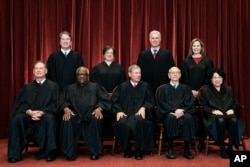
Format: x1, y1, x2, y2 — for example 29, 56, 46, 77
109, 86, 120, 155
155, 84, 199, 155
204, 134, 247, 156
24, 142, 38, 153
203, 105, 247, 155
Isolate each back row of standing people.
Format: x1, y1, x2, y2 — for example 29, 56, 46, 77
46, 30, 213, 97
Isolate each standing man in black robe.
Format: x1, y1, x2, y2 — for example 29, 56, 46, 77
156, 67, 196, 159
46, 31, 84, 90
58, 66, 111, 161
8, 61, 60, 163
111, 64, 155, 160
137, 30, 175, 93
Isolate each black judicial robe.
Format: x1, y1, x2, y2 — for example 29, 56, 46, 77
8, 80, 59, 160
46, 50, 84, 90
58, 82, 111, 158
181, 56, 214, 91
111, 81, 155, 151
198, 85, 244, 146
137, 48, 175, 92
156, 83, 197, 142
91, 61, 126, 137
91, 61, 126, 93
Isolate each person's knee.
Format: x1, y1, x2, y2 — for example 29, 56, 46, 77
229, 117, 238, 125
11, 113, 27, 124
217, 117, 225, 124
183, 113, 194, 121
42, 114, 56, 125
166, 113, 176, 120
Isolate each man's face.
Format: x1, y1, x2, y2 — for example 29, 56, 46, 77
168, 67, 181, 82
149, 33, 161, 47
33, 62, 47, 78
128, 67, 141, 82
76, 68, 89, 85
60, 34, 72, 49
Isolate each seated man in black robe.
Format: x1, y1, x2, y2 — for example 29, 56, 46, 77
156, 66, 197, 159
58, 66, 111, 161
111, 64, 155, 160
8, 61, 60, 163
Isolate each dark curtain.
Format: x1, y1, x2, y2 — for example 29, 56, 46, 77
0, 0, 249, 138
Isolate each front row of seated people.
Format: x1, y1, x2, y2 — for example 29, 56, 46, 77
7, 61, 243, 163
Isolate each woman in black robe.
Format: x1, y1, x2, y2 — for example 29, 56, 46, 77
181, 38, 214, 147
198, 68, 244, 158
91, 45, 126, 94
181, 38, 214, 98
91, 45, 126, 137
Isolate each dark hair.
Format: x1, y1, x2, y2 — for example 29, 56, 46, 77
207, 68, 226, 86
102, 45, 116, 55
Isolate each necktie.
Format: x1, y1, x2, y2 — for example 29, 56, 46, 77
64, 51, 67, 57
153, 49, 157, 59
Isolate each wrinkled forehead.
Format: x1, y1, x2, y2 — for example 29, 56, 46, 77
130, 67, 141, 73
34, 62, 46, 68
169, 67, 180, 73
77, 68, 89, 74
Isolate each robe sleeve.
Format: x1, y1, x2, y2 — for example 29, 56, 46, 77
198, 86, 215, 118
11, 86, 29, 117
111, 85, 123, 114
94, 84, 111, 111
57, 86, 73, 113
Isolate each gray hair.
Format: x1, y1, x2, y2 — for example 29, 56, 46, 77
149, 30, 161, 38
76, 66, 89, 74
128, 64, 140, 72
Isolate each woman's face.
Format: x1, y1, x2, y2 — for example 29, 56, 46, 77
104, 48, 114, 62
192, 41, 202, 54
211, 72, 223, 88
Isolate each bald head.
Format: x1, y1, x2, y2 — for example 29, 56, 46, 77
76, 66, 89, 74
168, 67, 181, 74
168, 66, 181, 82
